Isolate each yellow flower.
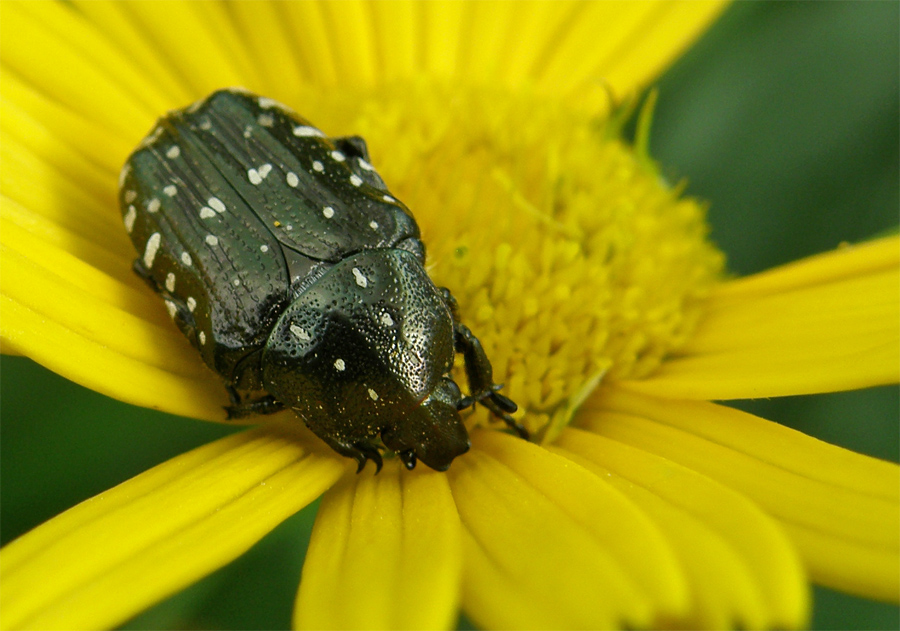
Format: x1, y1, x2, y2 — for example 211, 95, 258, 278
1, 1, 897, 630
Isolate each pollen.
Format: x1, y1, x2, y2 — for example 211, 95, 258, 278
313, 86, 724, 440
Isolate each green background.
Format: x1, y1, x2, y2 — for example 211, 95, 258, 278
2, 2, 898, 629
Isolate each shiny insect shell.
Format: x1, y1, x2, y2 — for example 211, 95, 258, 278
119, 88, 524, 472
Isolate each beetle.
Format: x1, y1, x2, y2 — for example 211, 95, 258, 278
119, 88, 524, 472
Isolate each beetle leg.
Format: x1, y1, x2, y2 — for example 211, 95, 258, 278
452, 320, 529, 440
356, 442, 384, 473
439, 287, 460, 315
397, 449, 417, 470
224, 387, 285, 419
337, 441, 383, 474
334, 135, 389, 191
332, 135, 371, 161
313, 432, 384, 474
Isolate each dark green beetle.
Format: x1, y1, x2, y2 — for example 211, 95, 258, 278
119, 88, 524, 472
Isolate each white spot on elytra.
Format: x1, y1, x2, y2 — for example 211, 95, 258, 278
166, 146, 180, 159
163, 185, 177, 197
380, 312, 394, 327
368, 388, 379, 401
334, 358, 346, 371
383, 194, 396, 202
258, 163, 272, 178
258, 113, 274, 127
198, 330, 206, 345
147, 198, 161, 213
165, 300, 177, 318
312, 160, 324, 173
349, 174, 363, 187
199, 118, 212, 130
123, 206, 137, 233
286, 172, 299, 187
205, 234, 219, 246
181, 252, 192, 266
369, 220, 379, 230
200, 206, 217, 219
290, 324, 311, 340
293, 125, 324, 138
260, 244, 269, 253
358, 159, 375, 172
140, 126, 163, 148
330, 150, 345, 162
248, 169, 262, 185
143, 232, 161, 267
322, 206, 334, 218
208, 197, 226, 213
165, 272, 176, 292
124, 190, 137, 203
186, 297, 197, 312
243, 125, 253, 138
258, 97, 280, 109
352, 267, 368, 288
118, 164, 131, 188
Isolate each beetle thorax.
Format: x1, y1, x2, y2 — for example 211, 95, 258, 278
260, 248, 463, 456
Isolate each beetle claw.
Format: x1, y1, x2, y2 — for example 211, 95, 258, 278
490, 388, 518, 414
480, 394, 529, 440
224, 389, 285, 419
353, 443, 383, 474
398, 449, 417, 470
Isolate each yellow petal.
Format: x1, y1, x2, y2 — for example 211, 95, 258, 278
448, 430, 688, 629
582, 387, 900, 602
281, 2, 341, 87
294, 461, 461, 630
0, 95, 113, 205
120, 1, 259, 96
458, 1, 550, 86
554, 428, 809, 629
69, 0, 193, 105
535, 1, 726, 98
712, 236, 900, 302
0, 133, 117, 237
10, 0, 180, 114
620, 239, 900, 399
2, 196, 130, 287
0, 1, 158, 138
249, 0, 726, 101
420, 1, 466, 80
600, 1, 729, 98
319, 0, 380, 88
0, 227, 226, 420
223, 1, 309, 100
0, 423, 346, 631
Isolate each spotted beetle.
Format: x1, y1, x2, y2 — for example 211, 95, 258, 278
119, 88, 524, 472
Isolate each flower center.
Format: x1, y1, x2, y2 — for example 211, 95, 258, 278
301, 83, 724, 441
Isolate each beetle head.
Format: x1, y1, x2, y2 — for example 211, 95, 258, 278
381, 377, 470, 471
